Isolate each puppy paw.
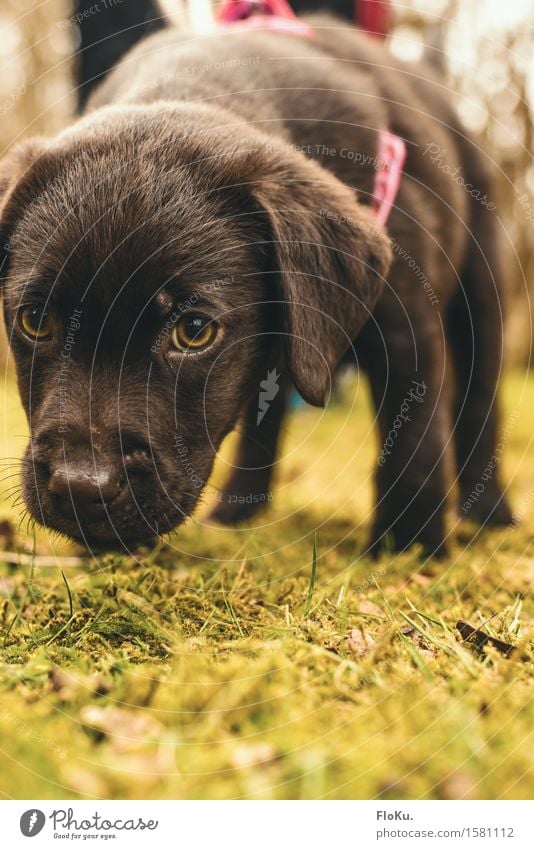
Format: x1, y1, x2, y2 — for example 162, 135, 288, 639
368, 519, 449, 560
460, 487, 516, 528
207, 480, 273, 526
368, 538, 448, 561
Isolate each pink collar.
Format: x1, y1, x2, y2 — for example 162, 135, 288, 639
217, 0, 314, 37
372, 129, 406, 225
216, 1, 405, 226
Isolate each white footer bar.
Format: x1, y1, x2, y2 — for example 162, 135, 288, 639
3, 800, 532, 848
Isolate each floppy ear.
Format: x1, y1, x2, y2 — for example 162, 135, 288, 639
249, 146, 392, 406
0, 137, 48, 277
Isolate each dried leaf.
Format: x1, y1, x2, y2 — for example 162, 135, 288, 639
80, 706, 164, 752
231, 743, 277, 769
50, 669, 111, 699
49, 668, 73, 697
347, 628, 375, 657
401, 627, 435, 658
358, 600, 384, 618
440, 771, 478, 800
61, 765, 109, 797
407, 573, 431, 587
456, 620, 518, 658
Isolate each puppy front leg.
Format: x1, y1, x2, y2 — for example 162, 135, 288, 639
361, 314, 449, 558
208, 376, 289, 525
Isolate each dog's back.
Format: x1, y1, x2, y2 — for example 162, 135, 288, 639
89, 12, 473, 298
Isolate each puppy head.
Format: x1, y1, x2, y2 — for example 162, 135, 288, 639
0, 105, 390, 548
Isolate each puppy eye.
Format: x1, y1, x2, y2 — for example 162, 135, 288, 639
171, 315, 217, 352
18, 305, 53, 341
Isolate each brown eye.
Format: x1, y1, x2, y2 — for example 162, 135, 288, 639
171, 315, 217, 352
18, 305, 53, 341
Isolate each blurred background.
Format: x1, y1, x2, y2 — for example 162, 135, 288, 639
0, 0, 533, 364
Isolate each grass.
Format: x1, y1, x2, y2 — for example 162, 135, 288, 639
0, 369, 532, 800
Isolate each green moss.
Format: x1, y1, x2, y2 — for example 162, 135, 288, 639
0, 373, 532, 799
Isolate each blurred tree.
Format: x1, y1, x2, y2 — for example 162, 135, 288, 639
390, 0, 533, 365
0, 0, 74, 366
0, 0, 73, 150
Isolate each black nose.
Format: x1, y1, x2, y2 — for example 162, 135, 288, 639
48, 461, 121, 515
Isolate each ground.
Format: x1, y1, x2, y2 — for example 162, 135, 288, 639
0, 370, 532, 800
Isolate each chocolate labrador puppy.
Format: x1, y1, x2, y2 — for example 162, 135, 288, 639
0, 12, 512, 554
